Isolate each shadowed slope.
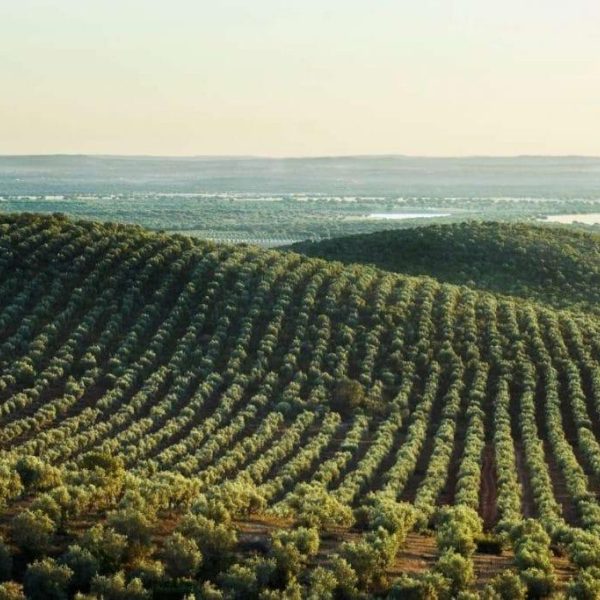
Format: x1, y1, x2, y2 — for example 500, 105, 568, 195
288, 221, 600, 313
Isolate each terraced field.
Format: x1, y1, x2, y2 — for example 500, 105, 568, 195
1, 214, 600, 598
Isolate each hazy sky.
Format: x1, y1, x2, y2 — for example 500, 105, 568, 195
1, 0, 599, 156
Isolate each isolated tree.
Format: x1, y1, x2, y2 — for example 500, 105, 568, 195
332, 378, 365, 415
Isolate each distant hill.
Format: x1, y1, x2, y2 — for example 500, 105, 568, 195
288, 222, 600, 312
2, 154, 600, 195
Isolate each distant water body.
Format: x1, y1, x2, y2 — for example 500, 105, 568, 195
1, 155, 599, 197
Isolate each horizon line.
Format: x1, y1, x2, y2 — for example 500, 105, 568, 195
1, 153, 600, 161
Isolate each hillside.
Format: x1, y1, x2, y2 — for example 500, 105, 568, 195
0, 214, 600, 597
288, 222, 600, 313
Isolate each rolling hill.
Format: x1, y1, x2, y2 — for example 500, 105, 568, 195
0, 214, 599, 598
288, 222, 600, 313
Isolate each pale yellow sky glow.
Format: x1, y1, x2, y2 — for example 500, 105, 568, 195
1, 0, 599, 156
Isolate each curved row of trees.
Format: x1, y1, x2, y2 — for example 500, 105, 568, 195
0, 215, 599, 595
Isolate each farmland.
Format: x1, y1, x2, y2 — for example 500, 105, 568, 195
288, 222, 600, 313
2, 192, 600, 248
0, 214, 600, 598
2, 155, 600, 247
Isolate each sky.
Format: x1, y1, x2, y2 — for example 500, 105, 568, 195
1, 0, 599, 157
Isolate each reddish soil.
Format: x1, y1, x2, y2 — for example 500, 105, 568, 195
479, 444, 498, 530
0, 501, 576, 590
236, 521, 576, 590
513, 442, 536, 519
399, 376, 448, 503
390, 533, 437, 576
555, 371, 600, 500
543, 441, 580, 526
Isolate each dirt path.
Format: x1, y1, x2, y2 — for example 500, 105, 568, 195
479, 444, 498, 530
436, 384, 470, 507
543, 441, 580, 526
399, 374, 448, 503
513, 442, 536, 519
2, 503, 576, 590
110, 513, 579, 591
554, 370, 600, 500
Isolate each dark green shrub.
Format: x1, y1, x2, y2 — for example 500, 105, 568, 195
161, 532, 203, 580
0, 540, 12, 582
60, 545, 100, 591
24, 559, 72, 600
11, 509, 56, 557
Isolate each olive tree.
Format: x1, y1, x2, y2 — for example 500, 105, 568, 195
11, 509, 56, 557
0, 582, 25, 600
161, 532, 202, 580
23, 559, 72, 600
